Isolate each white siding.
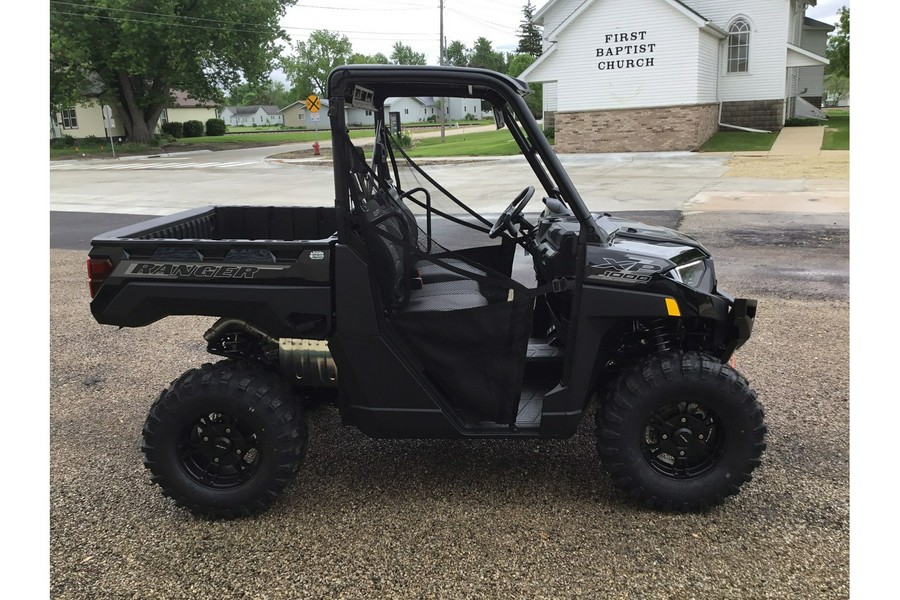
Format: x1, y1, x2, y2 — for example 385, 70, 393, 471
345, 107, 370, 126
697, 31, 720, 103
543, 82, 558, 113
797, 26, 827, 99
541, 0, 584, 41
545, 0, 705, 111
684, 0, 789, 101
384, 98, 427, 123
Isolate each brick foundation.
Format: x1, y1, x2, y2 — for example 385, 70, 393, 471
554, 104, 719, 153
719, 99, 784, 131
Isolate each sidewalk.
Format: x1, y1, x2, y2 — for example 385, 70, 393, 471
768, 125, 826, 155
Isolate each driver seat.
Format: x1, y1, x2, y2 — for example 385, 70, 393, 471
359, 185, 490, 314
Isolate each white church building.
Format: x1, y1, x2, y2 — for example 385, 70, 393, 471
521, 0, 832, 153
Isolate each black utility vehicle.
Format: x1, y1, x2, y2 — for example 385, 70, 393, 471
88, 66, 764, 518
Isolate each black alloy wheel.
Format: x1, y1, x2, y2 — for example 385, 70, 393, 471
597, 351, 766, 511
641, 400, 726, 479
178, 411, 262, 489
142, 361, 308, 519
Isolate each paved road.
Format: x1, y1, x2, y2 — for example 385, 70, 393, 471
49, 142, 847, 219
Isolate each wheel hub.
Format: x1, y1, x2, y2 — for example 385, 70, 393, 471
674, 427, 693, 447
212, 436, 232, 454
641, 400, 725, 479
177, 412, 261, 489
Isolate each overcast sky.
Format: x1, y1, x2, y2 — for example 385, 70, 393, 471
275, 0, 850, 79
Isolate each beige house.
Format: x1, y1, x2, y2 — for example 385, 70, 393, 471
51, 90, 217, 140
280, 99, 331, 130
160, 90, 218, 128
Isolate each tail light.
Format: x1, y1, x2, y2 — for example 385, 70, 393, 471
87, 258, 114, 298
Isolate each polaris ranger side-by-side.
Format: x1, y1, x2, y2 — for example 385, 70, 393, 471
88, 66, 764, 519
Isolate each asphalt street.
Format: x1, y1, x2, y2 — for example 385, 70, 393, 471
48, 147, 850, 599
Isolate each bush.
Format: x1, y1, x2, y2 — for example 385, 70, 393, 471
396, 130, 413, 149
426, 114, 437, 123
543, 127, 555, 143
156, 133, 176, 145
161, 121, 183, 138
205, 118, 226, 136
78, 135, 105, 147
50, 135, 76, 149
465, 113, 476, 121
784, 117, 825, 127
183, 120, 204, 137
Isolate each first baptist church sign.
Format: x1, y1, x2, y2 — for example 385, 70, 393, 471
596, 31, 657, 70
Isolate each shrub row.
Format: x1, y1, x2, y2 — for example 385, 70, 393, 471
160, 118, 226, 138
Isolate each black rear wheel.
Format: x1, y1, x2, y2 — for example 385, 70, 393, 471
597, 351, 766, 511
142, 362, 308, 519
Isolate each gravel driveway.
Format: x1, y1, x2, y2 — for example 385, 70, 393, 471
50, 209, 849, 599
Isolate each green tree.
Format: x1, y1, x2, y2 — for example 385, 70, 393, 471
227, 79, 291, 108
824, 73, 850, 107
826, 6, 849, 77
348, 52, 390, 65
469, 37, 506, 73
281, 29, 353, 98
50, 0, 294, 143
445, 40, 470, 67
507, 54, 542, 118
516, 1, 543, 57
390, 42, 426, 65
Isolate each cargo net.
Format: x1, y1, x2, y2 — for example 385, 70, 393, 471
344, 123, 536, 424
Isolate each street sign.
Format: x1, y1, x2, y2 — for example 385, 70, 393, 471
305, 94, 321, 113
309, 113, 320, 122
102, 104, 115, 128
102, 105, 117, 159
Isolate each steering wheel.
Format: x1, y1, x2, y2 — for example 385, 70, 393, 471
489, 186, 535, 238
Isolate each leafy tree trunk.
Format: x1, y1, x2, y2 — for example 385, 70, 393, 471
116, 71, 167, 143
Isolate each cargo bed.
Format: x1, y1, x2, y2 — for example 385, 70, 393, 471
88, 206, 338, 338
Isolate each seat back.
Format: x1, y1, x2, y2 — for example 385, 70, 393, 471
360, 185, 415, 309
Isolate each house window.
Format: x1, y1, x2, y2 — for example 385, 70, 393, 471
60, 107, 78, 129
727, 18, 750, 73
159, 109, 169, 125
299, 112, 305, 120
365, 110, 372, 116
404, 108, 409, 114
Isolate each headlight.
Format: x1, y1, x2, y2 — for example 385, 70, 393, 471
667, 260, 707, 289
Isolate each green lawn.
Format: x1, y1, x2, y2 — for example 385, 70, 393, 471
50, 129, 376, 159
403, 129, 521, 157
822, 111, 849, 150
699, 131, 777, 152
177, 129, 372, 144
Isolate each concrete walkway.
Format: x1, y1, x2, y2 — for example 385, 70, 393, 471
769, 125, 825, 155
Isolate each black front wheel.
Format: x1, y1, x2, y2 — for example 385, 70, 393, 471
142, 362, 308, 519
597, 352, 766, 511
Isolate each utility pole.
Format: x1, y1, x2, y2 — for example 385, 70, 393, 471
439, 0, 445, 142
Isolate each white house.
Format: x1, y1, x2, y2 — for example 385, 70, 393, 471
219, 105, 284, 127
521, 0, 830, 153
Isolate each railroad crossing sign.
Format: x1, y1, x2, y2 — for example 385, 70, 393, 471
305, 94, 321, 113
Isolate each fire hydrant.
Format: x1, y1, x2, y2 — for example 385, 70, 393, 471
312, 141, 320, 156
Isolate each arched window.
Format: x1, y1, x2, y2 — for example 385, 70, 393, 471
727, 18, 750, 73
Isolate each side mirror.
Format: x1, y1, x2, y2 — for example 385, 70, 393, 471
493, 107, 506, 130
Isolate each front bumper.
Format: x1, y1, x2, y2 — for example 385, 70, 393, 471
722, 298, 757, 360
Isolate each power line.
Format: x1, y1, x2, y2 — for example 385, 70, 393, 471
445, 7, 518, 35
